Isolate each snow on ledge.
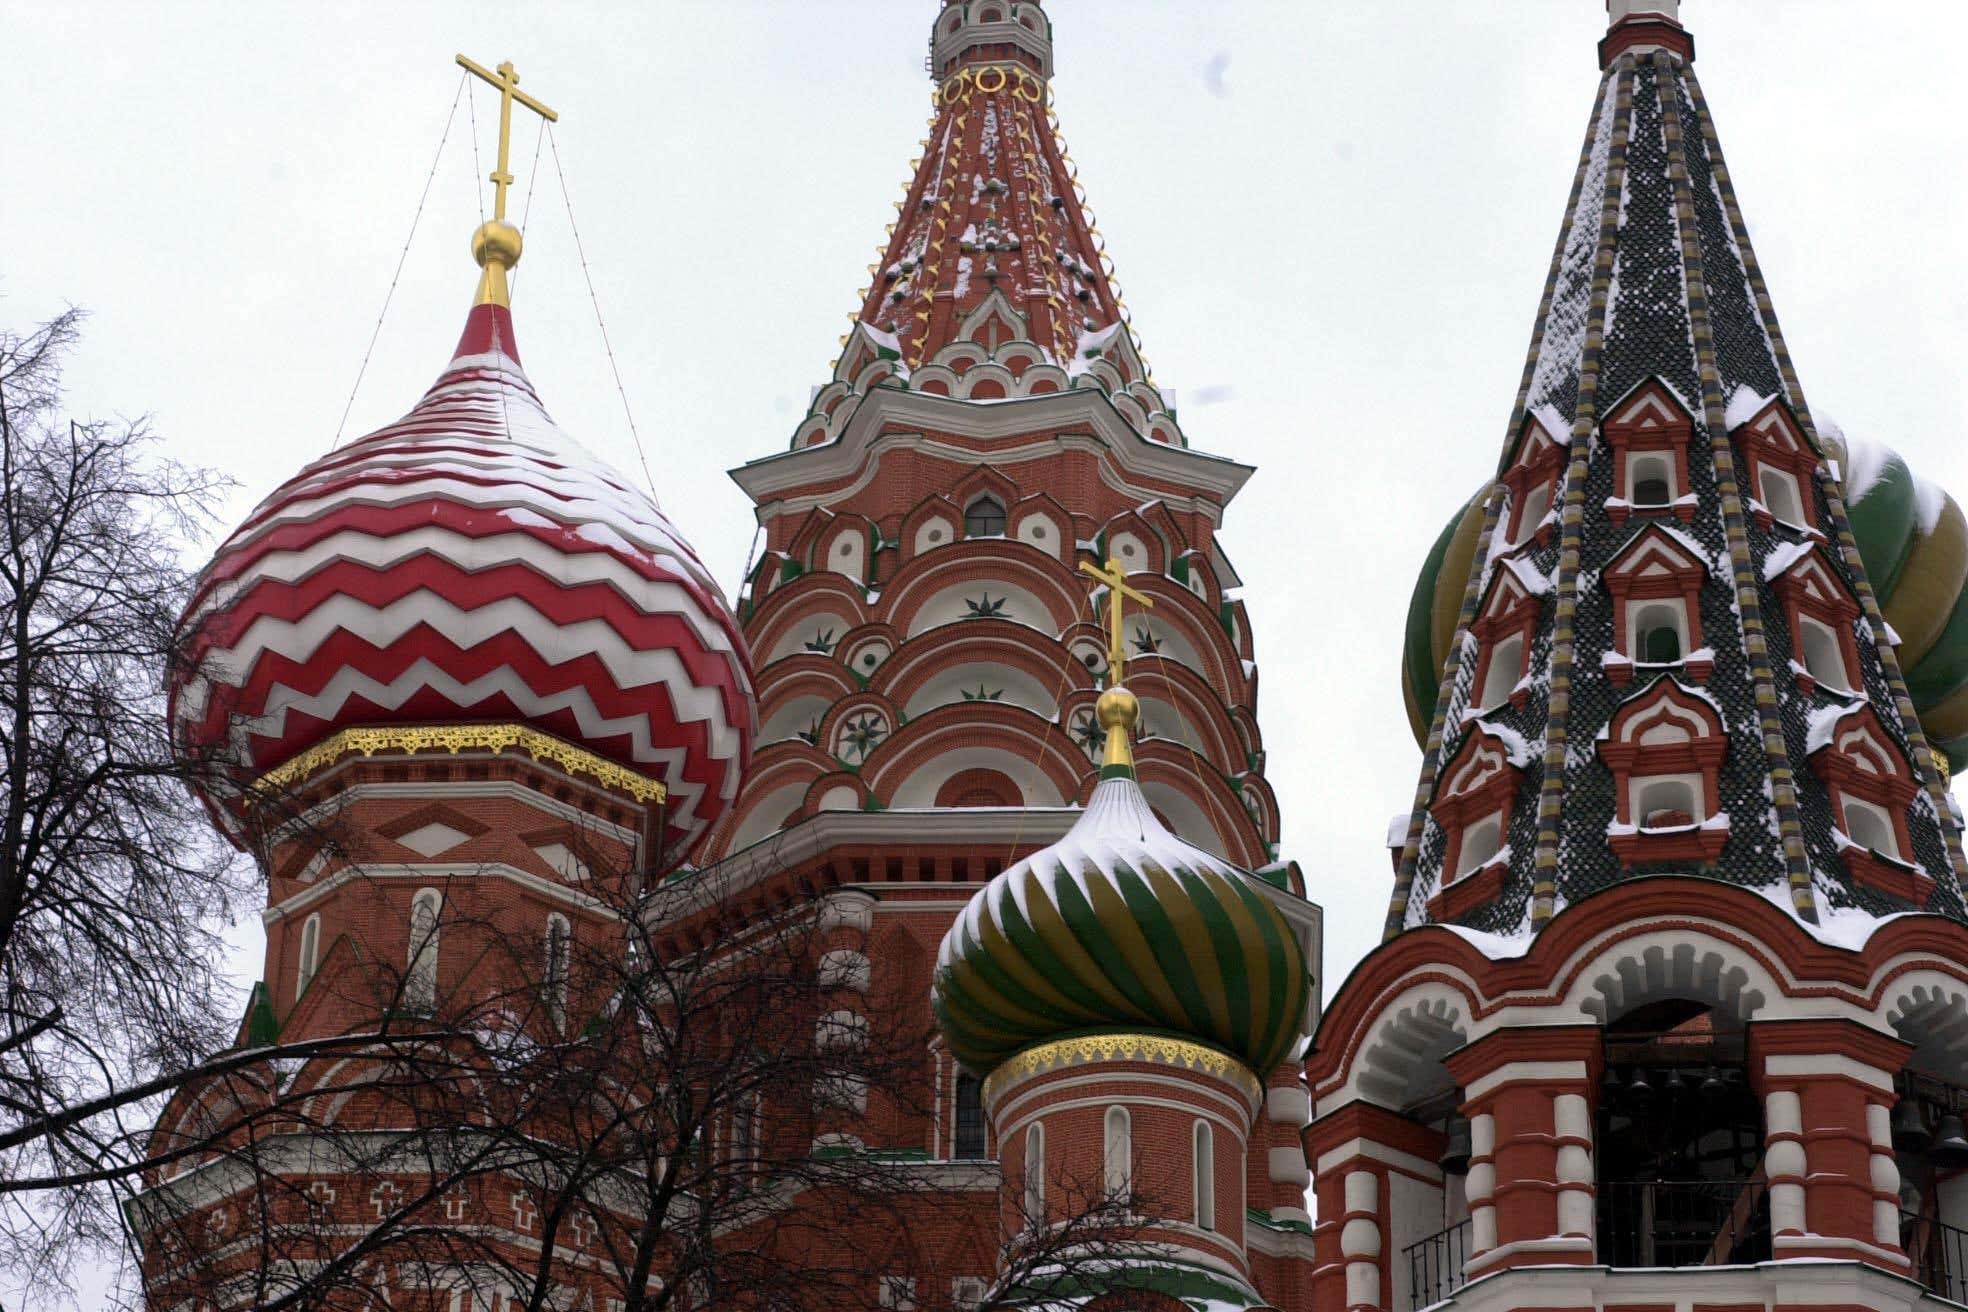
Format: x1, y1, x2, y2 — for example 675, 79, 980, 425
1752, 880, 1910, 952
1725, 384, 1777, 432
1441, 920, 1536, 960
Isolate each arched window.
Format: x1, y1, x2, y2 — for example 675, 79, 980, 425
1479, 634, 1524, 710
1103, 1106, 1132, 1199
1799, 616, 1849, 690
935, 768, 1021, 809
1759, 466, 1805, 525
964, 497, 1007, 538
1023, 1123, 1046, 1223
1634, 776, 1699, 828
406, 888, 442, 1013
954, 1074, 987, 1159
1513, 482, 1552, 545
732, 1094, 761, 1195
1633, 601, 1685, 664
297, 913, 321, 999
1630, 453, 1674, 506
1192, 1119, 1216, 1231
1596, 1000, 1763, 1267
1844, 796, 1900, 859
1455, 812, 1504, 878
544, 913, 571, 1029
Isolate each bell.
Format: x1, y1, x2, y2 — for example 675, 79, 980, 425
1439, 1116, 1473, 1177
1930, 1114, 1968, 1169
1627, 1067, 1655, 1107
1893, 1097, 1929, 1154
1663, 1068, 1688, 1100
1700, 1068, 1728, 1100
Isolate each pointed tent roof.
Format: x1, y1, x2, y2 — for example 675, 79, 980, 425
1385, 2, 1968, 943
858, 0, 1136, 370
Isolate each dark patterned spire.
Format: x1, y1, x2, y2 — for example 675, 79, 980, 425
1385, 9, 1968, 945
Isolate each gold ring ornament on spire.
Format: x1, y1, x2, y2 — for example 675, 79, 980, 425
455, 53, 559, 308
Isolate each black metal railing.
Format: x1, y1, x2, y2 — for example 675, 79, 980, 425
1598, 1178, 1770, 1268
1904, 1211, 1968, 1303
1403, 1216, 1471, 1310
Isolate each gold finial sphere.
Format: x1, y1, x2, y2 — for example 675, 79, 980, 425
473, 220, 524, 271
1095, 685, 1139, 732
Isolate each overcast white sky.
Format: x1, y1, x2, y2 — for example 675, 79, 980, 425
4, 2, 1967, 1297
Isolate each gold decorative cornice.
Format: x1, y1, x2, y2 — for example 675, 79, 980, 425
981, 1032, 1261, 1108
254, 724, 666, 804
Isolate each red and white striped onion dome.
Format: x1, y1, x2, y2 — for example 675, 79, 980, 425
171, 301, 756, 868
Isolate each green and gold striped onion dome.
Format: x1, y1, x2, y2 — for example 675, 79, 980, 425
1401, 429, 1968, 770
932, 771, 1309, 1078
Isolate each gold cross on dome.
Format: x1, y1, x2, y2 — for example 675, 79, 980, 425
1079, 556, 1154, 686
455, 54, 559, 222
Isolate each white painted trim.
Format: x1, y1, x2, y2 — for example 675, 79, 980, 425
272, 776, 642, 845
1315, 1137, 1442, 1185
732, 394, 1252, 514
1244, 1219, 1317, 1261
1765, 1052, 1897, 1092
1463, 1060, 1589, 1103
992, 1082, 1253, 1142
264, 861, 614, 925
1427, 1256, 1943, 1312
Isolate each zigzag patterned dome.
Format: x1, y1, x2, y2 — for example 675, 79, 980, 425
933, 692, 1307, 1077
171, 301, 756, 865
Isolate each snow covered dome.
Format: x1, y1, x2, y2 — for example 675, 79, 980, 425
171, 300, 756, 866
1403, 431, 1968, 770
932, 687, 1308, 1077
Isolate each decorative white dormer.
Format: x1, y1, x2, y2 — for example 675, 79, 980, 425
1728, 392, 1822, 532
1429, 726, 1531, 921
1500, 406, 1568, 550
1808, 702, 1930, 906
1602, 379, 1697, 527
1766, 544, 1862, 696
1598, 678, 1729, 867
1470, 558, 1547, 714
1601, 525, 1712, 686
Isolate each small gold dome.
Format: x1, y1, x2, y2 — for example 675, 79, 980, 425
472, 220, 524, 270
1095, 684, 1138, 732
471, 221, 524, 307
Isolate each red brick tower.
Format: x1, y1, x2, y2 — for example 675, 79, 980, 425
670, 1, 1324, 1307
1312, 5, 1968, 1311
139, 59, 755, 1307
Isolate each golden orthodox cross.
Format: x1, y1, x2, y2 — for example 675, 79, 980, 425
1079, 557, 1155, 685
455, 54, 559, 222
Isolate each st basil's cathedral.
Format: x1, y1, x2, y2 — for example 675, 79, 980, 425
133, 4, 1968, 1312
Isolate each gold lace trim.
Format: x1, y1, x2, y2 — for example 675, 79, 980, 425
982, 1032, 1261, 1106
255, 724, 666, 804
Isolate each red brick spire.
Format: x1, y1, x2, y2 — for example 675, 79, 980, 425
863, 0, 1128, 368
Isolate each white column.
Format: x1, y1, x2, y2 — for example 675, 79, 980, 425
1765, 1089, 1807, 1236
1553, 1092, 1596, 1240
1341, 1168, 1382, 1311
1465, 1111, 1497, 1255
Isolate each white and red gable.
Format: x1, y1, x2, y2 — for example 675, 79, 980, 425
171, 303, 756, 865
